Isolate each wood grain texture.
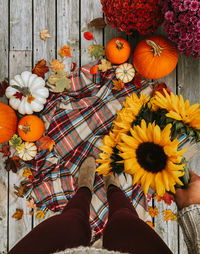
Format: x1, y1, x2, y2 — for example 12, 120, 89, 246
10, 0, 32, 50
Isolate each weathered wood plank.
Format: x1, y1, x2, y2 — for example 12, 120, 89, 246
8, 50, 32, 251
178, 54, 200, 254
0, 0, 9, 252
33, 0, 56, 63
10, 0, 32, 50
80, 0, 103, 65
57, 0, 79, 66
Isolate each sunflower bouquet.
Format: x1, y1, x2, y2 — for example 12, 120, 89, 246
96, 89, 200, 197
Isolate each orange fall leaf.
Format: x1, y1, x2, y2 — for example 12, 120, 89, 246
163, 209, 177, 221
148, 206, 159, 218
36, 135, 55, 152
32, 59, 49, 78
12, 208, 24, 220
58, 46, 72, 58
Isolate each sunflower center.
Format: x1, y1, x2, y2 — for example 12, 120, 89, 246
136, 142, 167, 173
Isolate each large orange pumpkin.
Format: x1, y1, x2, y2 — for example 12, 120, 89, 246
106, 37, 131, 64
18, 115, 45, 142
0, 102, 17, 143
132, 35, 178, 79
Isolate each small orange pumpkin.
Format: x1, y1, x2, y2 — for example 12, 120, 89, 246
132, 35, 178, 79
106, 37, 131, 64
18, 115, 45, 142
0, 102, 17, 144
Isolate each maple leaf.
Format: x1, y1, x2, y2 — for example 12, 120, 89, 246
14, 184, 28, 198
153, 82, 172, 97
148, 206, 159, 218
0, 145, 11, 157
112, 79, 124, 91
36, 135, 55, 152
58, 46, 72, 58
163, 209, 177, 221
90, 65, 99, 75
162, 193, 175, 206
40, 29, 51, 40
9, 134, 23, 150
98, 59, 112, 72
5, 156, 22, 173
27, 94, 35, 104
23, 168, 33, 179
48, 70, 71, 93
29, 210, 34, 216
88, 17, 106, 29
50, 59, 65, 72
71, 62, 77, 72
12, 208, 23, 220
0, 79, 9, 97
88, 45, 105, 59
32, 59, 49, 78
36, 210, 45, 220
133, 74, 142, 89
27, 198, 36, 209
146, 221, 155, 230
84, 31, 94, 40
13, 92, 23, 101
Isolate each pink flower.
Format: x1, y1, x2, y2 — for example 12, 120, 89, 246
165, 11, 175, 22
179, 3, 187, 12
197, 20, 200, 28
174, 22, 181, 31
184, 0, 191, 10
190, 16, 198, 24
189, 1, 199, 12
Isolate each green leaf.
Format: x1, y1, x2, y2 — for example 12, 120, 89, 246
88, 44, 105, 59
9, 134, 22, 149
48, 70, 71, 93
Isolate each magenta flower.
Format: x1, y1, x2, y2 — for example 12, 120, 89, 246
197, 20, 200, 28
190, 1, 199, 12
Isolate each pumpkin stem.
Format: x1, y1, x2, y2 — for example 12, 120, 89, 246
11, 85, 31, 97
146, 40, 163, 57
18, 124, 31, 134
116, 40, 124, 50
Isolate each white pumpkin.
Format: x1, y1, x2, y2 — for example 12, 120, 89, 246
6, 71, 49, 115
18, 142, 37, 161
115, 63, 135, 83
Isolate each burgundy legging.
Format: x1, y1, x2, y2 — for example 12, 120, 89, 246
9, 186, 172, 254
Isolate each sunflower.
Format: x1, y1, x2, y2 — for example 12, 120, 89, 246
112, 92, 149, 140
118, 120, 186, 196
151, 89, 200, 130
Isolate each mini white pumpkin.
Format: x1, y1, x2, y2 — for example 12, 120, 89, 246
6, 71, 49, 115
115, 63, 135, 83
18, 142, 37, 161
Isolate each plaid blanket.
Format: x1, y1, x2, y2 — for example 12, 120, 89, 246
24, 62, 152, 238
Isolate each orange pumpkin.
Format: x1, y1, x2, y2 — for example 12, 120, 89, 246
0, 102, 17, 144
106, 37, 131, 64
132, 35, 178, 79
18, 115, 45, 142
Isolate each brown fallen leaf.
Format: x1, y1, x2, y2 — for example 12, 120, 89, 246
88, 17, 106, 29
98, 58, 112, 72
0, 79, 9, 97
32, 59, 49, 78
14, 184, 28, 198
40, 29, 51, 40
5, 156, 22, 173
36, 135, 55, 152
12, 208, 23, 220
0, 144, 11, 157
112, 79, 124, 91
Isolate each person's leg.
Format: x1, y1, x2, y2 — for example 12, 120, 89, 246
103, 176, 172, 254
9, 157, 96, 254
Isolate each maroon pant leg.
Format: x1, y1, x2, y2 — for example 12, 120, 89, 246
103, 185, 172, 254
9, 187, 92, 254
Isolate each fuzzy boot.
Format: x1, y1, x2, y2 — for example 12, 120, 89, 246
78, 156, 96, 192
103, 174, 121, 191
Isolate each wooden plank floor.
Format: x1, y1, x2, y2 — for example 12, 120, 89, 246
0, 0, 200, 253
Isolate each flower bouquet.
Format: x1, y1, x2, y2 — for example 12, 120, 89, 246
101, 0, 163, 35
158, 0, 200, 58
96, 89, 200, 197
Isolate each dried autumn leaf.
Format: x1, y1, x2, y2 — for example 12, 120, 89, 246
36, 209, 45, 220
58, 46, 72, 58
13, 92, 23, 101
0, 79, 9, 97
40, 29, 51, 40
153, 82, 172, 97
162, 193, 175, 206
133, 74, 142, 89
9, 134, 23, 149
88, 45, 105, 59
48, 70, 71, 93
90, 65, 99, 75
0, 145, 11, 157
98, 58, 112, 72
84, 31, 94, 40
163, 209, 177, 221
5, 156, 22, 173
32, 59, 49, 78
12, 208, 23, 220
50, 59, 65, 73
27, 94, 35, 104
36, 135, 55, 152
71, 62, 77, 72
27, 198, 36, 209
88, 17, 106, 29
23, 168, 33, 179
148, 206, 159, 218
146, 221, 155, 230
14, 184, 28, 198
112, 79, 124, 91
